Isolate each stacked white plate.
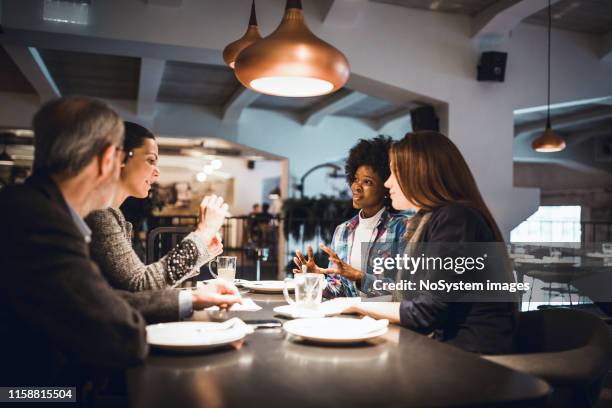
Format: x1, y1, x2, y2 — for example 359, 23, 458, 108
146, 319, 252, 352
283, 316, 388, 344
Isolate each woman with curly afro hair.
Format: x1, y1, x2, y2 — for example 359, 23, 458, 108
294, 135, 413, 298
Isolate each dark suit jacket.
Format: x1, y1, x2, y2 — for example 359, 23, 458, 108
399, 204, 517, 355
0, 173, 180, 386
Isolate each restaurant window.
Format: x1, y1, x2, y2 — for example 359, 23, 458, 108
510, 206, 581, 243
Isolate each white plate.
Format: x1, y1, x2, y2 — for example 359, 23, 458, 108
146, 321, 246, 352
283, 317, 388, 344
242, 280, 295, 293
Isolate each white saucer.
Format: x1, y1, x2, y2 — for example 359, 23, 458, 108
146, 321, 247, 352
274, 297, 361, 319
242, 280, 295, 293
283, 317, 388, 344
274, 304, 329, 319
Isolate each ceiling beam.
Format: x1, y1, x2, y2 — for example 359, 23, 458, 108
376, 107, 413, 131
0, 29, 224, 67
513, 133, 611, 174
302, 91, 367, 126
514, 96, 612, 115
137, 58, 165, 118
601, 32, 612, 62
515, 107, 612, 140
566, 128, 612, 147
222, 86, 259, 122
3, 45, 60, 102
322, 0, 368, 26
513, 156, 604, 174
145, 0, 183, 7
472, 0, 561, 41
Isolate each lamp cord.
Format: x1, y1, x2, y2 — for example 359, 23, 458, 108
546, 0, 552, 129
249, 0, 257, 26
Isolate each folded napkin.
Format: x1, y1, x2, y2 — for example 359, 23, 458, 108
360, 316, 389, 332
319, 297, 362, 314
205, 298, 262, 312
218, 317, 255, 335
303, 316, 389, 338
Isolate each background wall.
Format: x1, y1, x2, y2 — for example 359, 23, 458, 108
2, 0, 612, 238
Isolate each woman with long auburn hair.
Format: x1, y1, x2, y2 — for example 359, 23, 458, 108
344, 131, 517, 355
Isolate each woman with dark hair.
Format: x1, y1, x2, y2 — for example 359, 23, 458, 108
294, 135, 412, 298
343, 131, 517, 354
86, 122, 228, 291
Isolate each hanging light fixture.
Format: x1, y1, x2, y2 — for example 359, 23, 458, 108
223, 0, 262, 69
532, 0, 566, 153
234, 0, 350, 97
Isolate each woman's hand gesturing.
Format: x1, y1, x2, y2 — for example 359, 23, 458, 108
196, 195, 230, 244
318, 244, 364, 282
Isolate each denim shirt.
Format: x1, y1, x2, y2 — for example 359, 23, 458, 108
323, 209, 413, 298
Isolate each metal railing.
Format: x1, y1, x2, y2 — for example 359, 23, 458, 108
145, 215, 348, 279
511, 220, 612, 244
146, 216, 284, 281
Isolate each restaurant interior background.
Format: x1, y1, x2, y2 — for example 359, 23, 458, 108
0, 0, 611, 296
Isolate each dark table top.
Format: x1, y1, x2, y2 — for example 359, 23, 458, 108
127, 293, 550, 408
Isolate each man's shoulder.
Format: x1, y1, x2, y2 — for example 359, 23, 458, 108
0, 182, 59, 216
0, 182, 75, 236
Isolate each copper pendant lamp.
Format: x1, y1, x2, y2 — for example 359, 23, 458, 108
223, 1, 262, 69
532, 0, 565, 153
234, 0, 350, 97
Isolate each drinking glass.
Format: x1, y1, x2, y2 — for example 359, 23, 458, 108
208, 256, 237, 281
284, 273, 326, 309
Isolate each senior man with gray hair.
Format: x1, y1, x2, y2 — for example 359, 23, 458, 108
0, 96, 241, 389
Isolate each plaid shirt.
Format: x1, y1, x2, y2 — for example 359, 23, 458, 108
323, 209, 413, 298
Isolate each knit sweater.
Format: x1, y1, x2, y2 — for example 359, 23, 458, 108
86, 207, 212, 291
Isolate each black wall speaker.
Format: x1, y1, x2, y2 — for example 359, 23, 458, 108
410, 106, 439, 132
477, 51, 507, 82
247, 160, 255, 169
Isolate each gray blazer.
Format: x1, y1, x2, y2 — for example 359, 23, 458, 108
86, 208, 212, 291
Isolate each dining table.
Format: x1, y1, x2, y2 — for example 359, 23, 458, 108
127, 292, 551, 408
512, 255, 612, 304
